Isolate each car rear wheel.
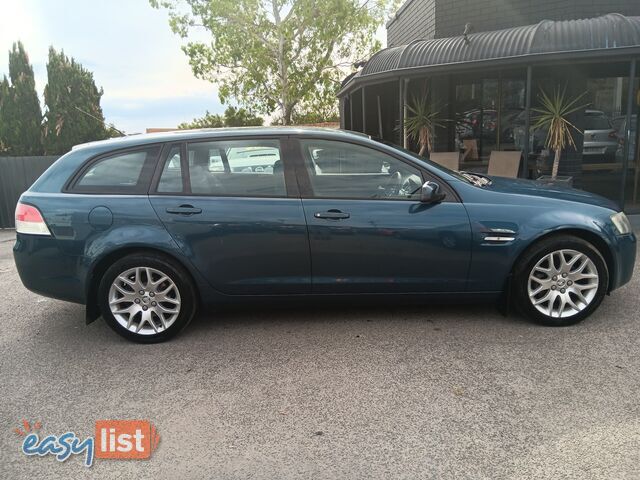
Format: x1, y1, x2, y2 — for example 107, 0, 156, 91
98, 253, 197, 343
514, 235, 609, 326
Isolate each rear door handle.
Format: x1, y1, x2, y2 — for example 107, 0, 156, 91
314, 210, 350, 220
166, 205, 202, 215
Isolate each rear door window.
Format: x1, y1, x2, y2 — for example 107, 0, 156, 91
186, 139, 286, 197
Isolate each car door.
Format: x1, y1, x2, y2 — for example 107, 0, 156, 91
149, 137, 311, 295
293, 137, 472, 294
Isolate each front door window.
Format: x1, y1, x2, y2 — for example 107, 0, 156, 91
299, 139, 423, 200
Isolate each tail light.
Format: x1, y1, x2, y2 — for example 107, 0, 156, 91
608, 130, 618, 139
15, 203, 51, 236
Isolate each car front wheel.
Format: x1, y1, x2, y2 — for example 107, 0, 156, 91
514, 235, 609, 326
98, 253, 197, 342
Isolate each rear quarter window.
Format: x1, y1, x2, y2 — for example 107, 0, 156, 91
69, 146, 161, 194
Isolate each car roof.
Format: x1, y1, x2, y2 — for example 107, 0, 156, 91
72, 127, 370, 153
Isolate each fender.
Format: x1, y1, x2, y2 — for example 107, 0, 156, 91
463, 200, 617, 293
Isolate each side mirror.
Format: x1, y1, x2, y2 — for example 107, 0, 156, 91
420, 181, 446, 203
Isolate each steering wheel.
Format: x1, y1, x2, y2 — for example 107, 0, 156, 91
382, 171, 403, 197
400, 174, 423, 197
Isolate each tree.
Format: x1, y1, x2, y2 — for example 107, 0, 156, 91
179, 110, 224, 129
43, 47, 114, 154
0, 76, 10, 154
289, 80, 341, 124
405, 93, 445, 156
531, 86, 587, 179
291, 110, 339, 125
178, 106, 263, 129
151, 0, 395, 125
222, 106, 263, 127
0, 42, 43, 155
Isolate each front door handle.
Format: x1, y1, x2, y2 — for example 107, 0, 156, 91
166, 204, 202, 215
314, 209, 350, 220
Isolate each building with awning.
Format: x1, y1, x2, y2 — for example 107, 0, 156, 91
339, 8, 640, 212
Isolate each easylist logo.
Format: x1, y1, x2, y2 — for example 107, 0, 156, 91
95, 420, 160, 460
16, 419, 160, 467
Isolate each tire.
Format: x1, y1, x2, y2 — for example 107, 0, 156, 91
513, 234, 609, 326
98, 252, 197, 343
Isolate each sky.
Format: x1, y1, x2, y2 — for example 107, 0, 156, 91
0, 0, 223, 134
0, 0, 387, 134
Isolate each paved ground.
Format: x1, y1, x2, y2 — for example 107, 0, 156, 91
0, 228, 639, 479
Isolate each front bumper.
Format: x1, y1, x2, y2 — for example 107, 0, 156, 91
13, 233, 86, 304
610, 232, 637, 291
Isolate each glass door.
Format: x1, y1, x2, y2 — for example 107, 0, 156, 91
622, 62, 640, 213
453, 72, 526, 172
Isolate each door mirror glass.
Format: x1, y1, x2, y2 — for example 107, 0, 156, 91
420, 181, 446, 203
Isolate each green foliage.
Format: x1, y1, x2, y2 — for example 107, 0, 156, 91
531, 85, 587, 178
0, 76, 10, 154
290, 110, 339, 125
222, 106, 263, 127
43, 47, 114, 154
0, 43, 120, 156
288, 90, 340, 125
0, 42, 43, 155
178, 106, 263, 129
151, 0, 396, 125
178, 110, 224, 129
404, 93, 445, 156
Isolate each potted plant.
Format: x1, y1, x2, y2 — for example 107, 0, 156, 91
405, 93, 445, 156
531, 85, 587, 186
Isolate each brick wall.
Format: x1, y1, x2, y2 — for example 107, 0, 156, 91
387, 0, 436, 46
387, 0, 640, 46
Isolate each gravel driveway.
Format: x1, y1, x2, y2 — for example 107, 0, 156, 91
0, 228, 638, 479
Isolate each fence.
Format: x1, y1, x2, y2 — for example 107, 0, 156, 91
0, 156, 60, 228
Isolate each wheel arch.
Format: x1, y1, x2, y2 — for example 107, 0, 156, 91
509, 228, 615, 292
85, 246, 201, 322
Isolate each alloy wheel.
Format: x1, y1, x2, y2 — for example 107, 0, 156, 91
527, 249, 599, 318
108, 266, 181, 335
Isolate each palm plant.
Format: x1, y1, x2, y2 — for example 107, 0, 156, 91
531, 86, 588, 179
405, 93, 445, 156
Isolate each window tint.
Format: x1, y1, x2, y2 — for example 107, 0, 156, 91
74, 146, 159, 192
157, 146, 183, 193
187, 139, 285, 196
300, 140, 423, 200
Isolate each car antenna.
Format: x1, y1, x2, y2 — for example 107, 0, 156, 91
73, 106, 126, 136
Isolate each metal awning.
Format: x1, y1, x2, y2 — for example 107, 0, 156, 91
340, 14, 640, 95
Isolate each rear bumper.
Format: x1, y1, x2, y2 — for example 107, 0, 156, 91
13, 233, 86, 304
610, 232, 637, 291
